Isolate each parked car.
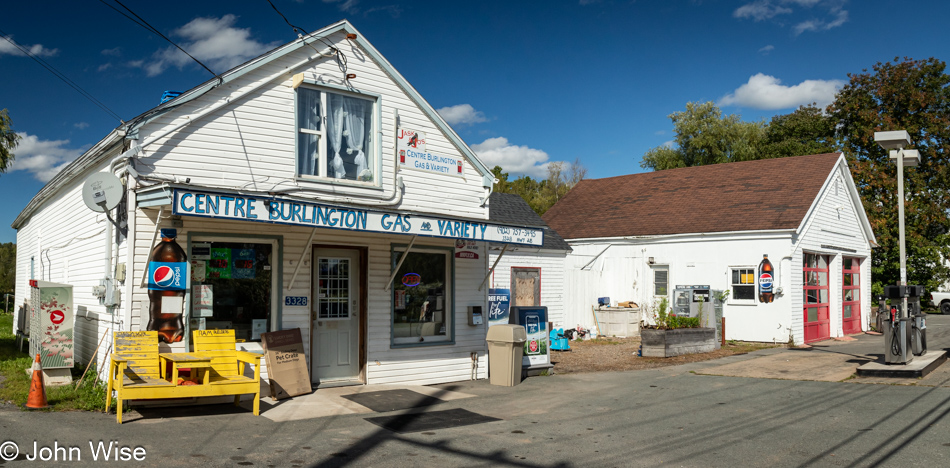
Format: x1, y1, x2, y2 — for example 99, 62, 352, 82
931, 291, 950, 314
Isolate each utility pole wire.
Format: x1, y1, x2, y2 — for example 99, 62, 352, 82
0, 30, 123, 123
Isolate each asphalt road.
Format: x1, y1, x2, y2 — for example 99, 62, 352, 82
2, 315, 950, 467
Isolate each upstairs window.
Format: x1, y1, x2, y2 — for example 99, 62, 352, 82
297, 87, 376, 183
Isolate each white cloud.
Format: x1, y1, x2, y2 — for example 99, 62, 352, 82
471, 137, 559, 179
437, 104, 488, 126
323, 0, 360, 13
137, 15, 277, 77
662, 140, 675, 149
73, 122, 89, 129
9, 133, 87, 182
101, 47, 122, 57
719, 73, 845, 110
97, 63, 112, 72
734, 1, 849, 34
0, 35, 58, 57
794, 8, 848, 35
759, 44, 775, 53
733, 1, 792, 21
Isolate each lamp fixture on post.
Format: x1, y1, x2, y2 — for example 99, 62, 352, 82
874, 130, 916, 321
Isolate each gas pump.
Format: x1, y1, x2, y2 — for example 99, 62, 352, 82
875, 295, 887, 333
907, 288, 927, 356
882, 285, 926, 364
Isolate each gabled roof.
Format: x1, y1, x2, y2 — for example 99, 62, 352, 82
489, 193, 571, 251
14, 19, 493, 229
543, 153, 865, 240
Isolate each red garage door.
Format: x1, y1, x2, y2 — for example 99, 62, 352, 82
803, 253, 830, 343
842, 257, 862, 335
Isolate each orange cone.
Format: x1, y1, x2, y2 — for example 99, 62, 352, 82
25, 353, 49, 410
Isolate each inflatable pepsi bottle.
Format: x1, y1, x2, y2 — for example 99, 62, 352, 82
146, 228, 187, 342
758, 254, 774, 303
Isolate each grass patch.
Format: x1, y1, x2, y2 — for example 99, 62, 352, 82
0, 312, 112, 412
722, 341, 781, 354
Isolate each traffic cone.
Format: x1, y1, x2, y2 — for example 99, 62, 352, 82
25, 353, 49, 410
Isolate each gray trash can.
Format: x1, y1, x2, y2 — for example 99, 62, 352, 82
486, 325, 527, 386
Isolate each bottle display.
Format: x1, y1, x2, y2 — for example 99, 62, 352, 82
758, 254, 774, 303
147, 228, 188, 342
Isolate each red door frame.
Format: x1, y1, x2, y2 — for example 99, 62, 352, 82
842, 257, 861, 335
803, 253, 830, 343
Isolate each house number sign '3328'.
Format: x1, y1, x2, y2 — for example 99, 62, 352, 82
284, 296, 308, 307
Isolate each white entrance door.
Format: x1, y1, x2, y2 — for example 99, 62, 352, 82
312, 248, 361, 384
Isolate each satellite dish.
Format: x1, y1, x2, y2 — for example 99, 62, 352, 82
82, 172, 123, 212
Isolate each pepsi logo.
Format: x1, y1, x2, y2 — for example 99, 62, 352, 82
153, 265, 177, 288
759, 273, 774, 289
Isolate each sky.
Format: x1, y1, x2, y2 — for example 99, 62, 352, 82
1, 0, 949, 244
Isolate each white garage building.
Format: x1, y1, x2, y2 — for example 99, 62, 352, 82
542, 153, 875, 345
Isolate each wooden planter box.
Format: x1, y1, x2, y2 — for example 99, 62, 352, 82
641, 328, 716, 358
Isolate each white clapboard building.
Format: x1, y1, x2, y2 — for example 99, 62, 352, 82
12, 20, 545, 388
543, 153, 875, 345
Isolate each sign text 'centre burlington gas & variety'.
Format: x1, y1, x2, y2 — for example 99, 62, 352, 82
173, 189, 543, 246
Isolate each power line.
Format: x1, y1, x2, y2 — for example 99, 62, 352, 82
0, 30, 123, 123
265, 0, 349, 79
101, 0, 222, 83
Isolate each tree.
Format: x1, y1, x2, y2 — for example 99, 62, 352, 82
0, 109, 21, 174
491, 159, 588, 216
0, 243, 14, 312
829, 57, 950, 295
640, 101, 766, 171
759, 105, 837, 159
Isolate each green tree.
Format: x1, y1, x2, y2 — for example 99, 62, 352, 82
640, 101, 766, 170
0, 109, 21, 174
491, 159, 587, 216
759, 105, 837, 159
830, 57, 950, 294
0, 243, 14, 311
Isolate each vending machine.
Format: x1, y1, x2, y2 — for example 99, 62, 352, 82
509, 306, 553, 376
672, 285, 723, 347
29, 280, 75, 385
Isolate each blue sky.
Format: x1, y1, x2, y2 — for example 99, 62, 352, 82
1, 0, 948, 243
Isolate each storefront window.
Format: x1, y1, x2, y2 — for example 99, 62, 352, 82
189, 240, 274, 342
392, 248, 452, 345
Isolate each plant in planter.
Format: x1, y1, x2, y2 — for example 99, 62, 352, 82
641, 297, 716, 358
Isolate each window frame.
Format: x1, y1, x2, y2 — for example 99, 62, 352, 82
651, 265, 669, 299
294, 82, 383, 188
185, 233, 283, 351
729, 266, 757, 305
389, 244, 455, 348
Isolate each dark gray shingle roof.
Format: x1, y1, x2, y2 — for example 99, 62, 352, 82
489, 193, 572, 251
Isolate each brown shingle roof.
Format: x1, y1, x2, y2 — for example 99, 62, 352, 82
542, 153, 842, 240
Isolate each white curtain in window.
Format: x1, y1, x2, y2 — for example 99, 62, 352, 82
327, 94, 346, 178
298, 89, 321, 176
342, 96, 368, 178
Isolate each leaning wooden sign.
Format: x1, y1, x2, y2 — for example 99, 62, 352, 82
261, 328, 312, 399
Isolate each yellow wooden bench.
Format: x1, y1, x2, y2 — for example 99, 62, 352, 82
191, 329, 262, 416
105, 330, 262, 424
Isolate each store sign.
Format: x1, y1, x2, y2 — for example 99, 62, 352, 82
455, 239, 482, 259
488, 289, 511, 327
397, 127, 463, 177
173, 189, 543, 246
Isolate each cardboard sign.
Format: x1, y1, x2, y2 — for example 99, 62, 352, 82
261, 329, 312, 400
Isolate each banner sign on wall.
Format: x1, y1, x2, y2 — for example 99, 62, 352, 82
173, 189, 544, 246
397, 127, 464, 177
455, 239, 482, 259
488, 288, 511, 327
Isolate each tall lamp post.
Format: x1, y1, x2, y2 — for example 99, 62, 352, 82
874, 130, 920, 320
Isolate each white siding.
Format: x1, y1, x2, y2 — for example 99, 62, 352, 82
488, 248, 568, 327
793, 163, 873, 343
564, 234, 794, 342
14, 146, 129, 374
135, 30, 488, 222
